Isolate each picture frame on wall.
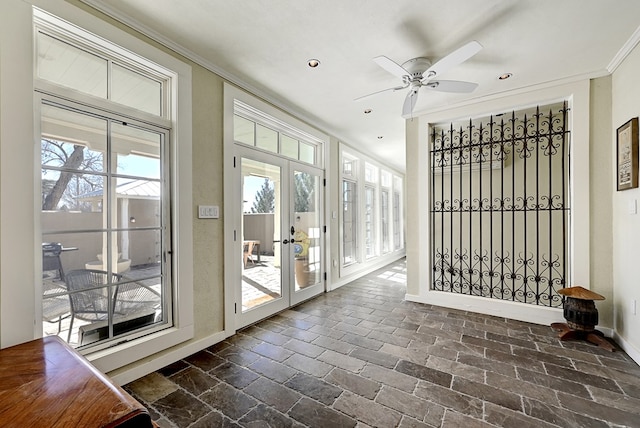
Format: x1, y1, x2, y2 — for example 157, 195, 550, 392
616, 117, 638, 191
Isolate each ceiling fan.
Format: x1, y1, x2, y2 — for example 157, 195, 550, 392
357, 40, 483, 116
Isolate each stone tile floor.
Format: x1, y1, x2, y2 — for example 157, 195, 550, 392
125, 259, 640, 427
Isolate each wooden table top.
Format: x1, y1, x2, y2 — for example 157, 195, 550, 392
0, 336, 153, 427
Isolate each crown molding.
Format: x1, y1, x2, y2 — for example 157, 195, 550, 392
78, 0, 345, 147
608, 24, 640, 73
412, 70, 604, 119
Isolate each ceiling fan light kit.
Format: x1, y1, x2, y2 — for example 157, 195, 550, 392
357, 40, 483, 116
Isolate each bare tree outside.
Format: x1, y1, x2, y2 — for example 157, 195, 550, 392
41, 138, 104, 211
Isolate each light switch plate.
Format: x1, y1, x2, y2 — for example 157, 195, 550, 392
629, 199, 637, 215
198, 205, 219, 219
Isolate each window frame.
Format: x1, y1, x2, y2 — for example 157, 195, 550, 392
338, 143, 405, 279
233, 100, 324, 168
0, 1, 193, 377
38, 95, 173, 352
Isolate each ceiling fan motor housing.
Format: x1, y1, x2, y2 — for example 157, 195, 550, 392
401, 57, 432, 79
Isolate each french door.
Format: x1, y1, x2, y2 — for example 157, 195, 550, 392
237, 148, 324, 328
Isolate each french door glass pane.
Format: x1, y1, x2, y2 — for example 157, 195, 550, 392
293, 170, 321, 290
241, 158, 282, 311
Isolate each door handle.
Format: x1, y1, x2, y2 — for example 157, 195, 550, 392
282, 239, 290, 244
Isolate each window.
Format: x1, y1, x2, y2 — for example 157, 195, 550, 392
339, 145, 404, 275
36, 29, 166, 117
381, 189, 390, 254
342, 179, 358, 266
35, 9, 180, 353
381, 170, 392, 254
364, 185, 376, 258
364, 163, 378, 184
233, 101, 322, 168
364, 163, 378, 258
393, 176, 403, 251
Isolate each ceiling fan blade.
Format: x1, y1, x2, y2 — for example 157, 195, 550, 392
402, 89, 419, 116
373, 55, 410, 79
423, 40, 483, 79
424, 80, 478, 93
354, 84, 408, 102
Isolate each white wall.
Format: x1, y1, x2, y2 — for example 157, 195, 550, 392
0, 0, 36, 347
612, 42, 640, 361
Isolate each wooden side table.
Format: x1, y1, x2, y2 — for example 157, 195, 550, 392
0, 336, 155, 427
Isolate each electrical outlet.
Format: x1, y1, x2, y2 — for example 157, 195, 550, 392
198, 205, 219, 219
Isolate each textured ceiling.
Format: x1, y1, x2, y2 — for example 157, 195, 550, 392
84, 0, 640, 171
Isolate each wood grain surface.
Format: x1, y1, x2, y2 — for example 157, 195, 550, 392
0, 336, 153, 427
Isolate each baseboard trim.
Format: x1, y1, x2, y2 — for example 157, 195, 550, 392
108, 329, 231, 385
405, 291, 566, 326
612, 331, 640, 365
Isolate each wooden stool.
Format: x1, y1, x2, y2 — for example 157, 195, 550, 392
550, 286, 615, 352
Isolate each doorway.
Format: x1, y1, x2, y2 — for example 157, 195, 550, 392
237, 148, 324, 328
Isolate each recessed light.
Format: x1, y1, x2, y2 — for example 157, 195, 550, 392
307, 59, 320, 68
377, 136, 383, 139
364, 109, 372, 114
498, 73, 513, 80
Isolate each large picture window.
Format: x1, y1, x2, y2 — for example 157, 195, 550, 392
36, 12, 174, 351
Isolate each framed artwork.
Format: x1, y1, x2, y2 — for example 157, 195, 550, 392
616, 117, 638, 191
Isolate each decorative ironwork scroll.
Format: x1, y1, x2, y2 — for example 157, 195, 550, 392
430, 102, 570, 307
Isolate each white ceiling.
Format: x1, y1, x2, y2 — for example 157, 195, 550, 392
84, 0, 640, 171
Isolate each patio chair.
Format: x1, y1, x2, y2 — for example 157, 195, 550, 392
65, 269, 122, 342
113, 280, 161, 318
65, 269, 161, 343
42, 294, 70, 334
42, 242, 65, 281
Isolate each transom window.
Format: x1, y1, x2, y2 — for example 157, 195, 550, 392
233, 101, 322, 167
35, 25, 168, 118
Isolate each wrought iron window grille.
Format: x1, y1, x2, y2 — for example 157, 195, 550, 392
430, 102, 570, 307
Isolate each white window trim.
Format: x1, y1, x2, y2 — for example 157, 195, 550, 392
0, 0, 193, 373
